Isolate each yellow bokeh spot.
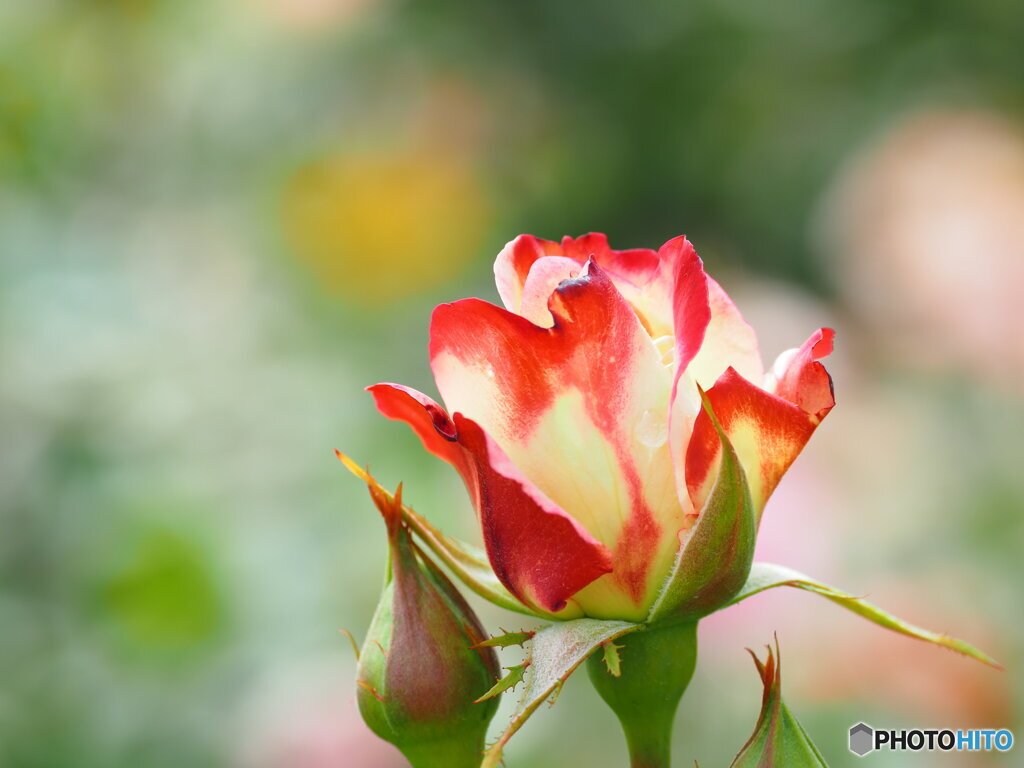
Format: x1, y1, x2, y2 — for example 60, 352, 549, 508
281, 148, 490, 303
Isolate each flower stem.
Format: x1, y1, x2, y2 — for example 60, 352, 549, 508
586, 620, 698, 768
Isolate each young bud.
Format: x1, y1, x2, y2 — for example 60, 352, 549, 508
356, 481, 501, 768
729, 637, 826, 767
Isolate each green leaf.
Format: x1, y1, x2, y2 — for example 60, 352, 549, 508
730, 637, 828, 767
647, 389, 756, 623
728, 562, 1001, 668
336, 452, 555, 619
481, 618, 643, 768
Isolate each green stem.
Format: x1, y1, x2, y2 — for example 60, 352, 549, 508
586, 621, 698, 768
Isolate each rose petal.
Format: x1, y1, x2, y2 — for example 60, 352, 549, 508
767, 328, 836, 423
663, 235, 713, 381
662, 236, 713, 515
518, 256, 582, 328
493, 233, 668, 332
368, 382, 466, 473
453, 414, 613, 613
367, 383, 612, 614
684, 366, 829, 520
493, 235, 563, 315
558, 233, 662, 287
430, 262, 684, 619
687, 277, 764, 389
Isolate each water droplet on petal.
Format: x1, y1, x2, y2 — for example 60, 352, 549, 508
635, 408, 668, 448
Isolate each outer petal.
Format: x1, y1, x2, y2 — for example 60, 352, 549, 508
684, 363, 831, 520
368, 383, 612, 614
430, 262, 684, 620
368, 382, 466, 477
452, 415, 614, 614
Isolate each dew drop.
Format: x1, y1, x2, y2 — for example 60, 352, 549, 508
635, 408, 668, 448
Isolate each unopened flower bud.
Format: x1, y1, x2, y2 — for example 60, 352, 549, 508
356, 481, 500, 768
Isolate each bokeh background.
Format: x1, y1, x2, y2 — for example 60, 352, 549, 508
2, 1, 1022, 766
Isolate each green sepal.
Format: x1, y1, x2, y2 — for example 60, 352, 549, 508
647, 389, 756, 623
730, 637, 828, 767
480, 618, 643, 768
728, 562, 1001, 668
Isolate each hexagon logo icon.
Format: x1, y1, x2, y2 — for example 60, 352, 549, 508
849, 722, 874, 757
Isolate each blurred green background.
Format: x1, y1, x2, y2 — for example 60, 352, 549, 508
2, 1, 1022, 766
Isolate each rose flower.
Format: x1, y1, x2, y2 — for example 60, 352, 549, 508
370, 234, 834, 622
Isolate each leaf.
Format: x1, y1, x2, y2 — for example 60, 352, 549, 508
481, 618, 642, 768
730, 637, 828, 767
336, 452, 555, 619
647, 389, 756, 622
475, 663, 530, 703
473, 630, 535, 649
728, 562, 1001, 668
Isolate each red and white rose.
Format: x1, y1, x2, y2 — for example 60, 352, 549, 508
370, 234, 834, 621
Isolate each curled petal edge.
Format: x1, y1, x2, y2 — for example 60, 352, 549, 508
769, 327, 836, 423
365, 383, 613, 616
